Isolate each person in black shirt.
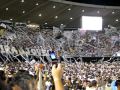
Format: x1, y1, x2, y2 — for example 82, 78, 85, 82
75, 80, 83, 90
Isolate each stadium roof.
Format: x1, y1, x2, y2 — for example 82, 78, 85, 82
0, 0, 120, 28
66, 0, 120, 6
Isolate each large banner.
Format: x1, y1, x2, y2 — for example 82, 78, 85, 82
0, 45, 49, 56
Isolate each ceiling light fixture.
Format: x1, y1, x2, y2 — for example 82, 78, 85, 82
82, 10, 85, 12
55, 16, 58, 19
97, 11, 100, 14
21, 0, 24, 3
36, 3, 39, 6
53, 5, 56, 8
70, 17, 73, 20
6, 8, 8, 11
39, 13, 42, 17
45, 23, 48, 25
112, 11, 115, 14
61, 24, 64, 25
10, 19, 13, 21
22, 11, 25, 14
116, 19, 119, 22
68, 8, 71, 11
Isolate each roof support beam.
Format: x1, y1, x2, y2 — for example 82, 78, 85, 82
50, 0, 120, 9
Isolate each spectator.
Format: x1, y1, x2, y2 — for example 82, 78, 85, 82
105, 78, 112, 90
45, 77, 52, 90
86, 80, 97, 90
52, 64, 64, 90
0, 70, 7, 90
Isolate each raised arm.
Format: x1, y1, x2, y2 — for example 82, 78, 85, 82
52, 64, 64, 90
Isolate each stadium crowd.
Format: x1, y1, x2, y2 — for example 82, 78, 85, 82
0, 21, 120, 90
0, 25, 119, 57
0, 61, 120, 90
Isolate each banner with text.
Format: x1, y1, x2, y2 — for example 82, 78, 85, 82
0, 45, 49, 56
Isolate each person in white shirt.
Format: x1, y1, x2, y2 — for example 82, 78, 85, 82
86, 80, 97, 90
45, 78, 52, 90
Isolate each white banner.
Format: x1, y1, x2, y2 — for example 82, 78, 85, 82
0, 45, 49, 56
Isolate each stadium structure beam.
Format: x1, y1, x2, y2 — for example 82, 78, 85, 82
50, 0, 120, 9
